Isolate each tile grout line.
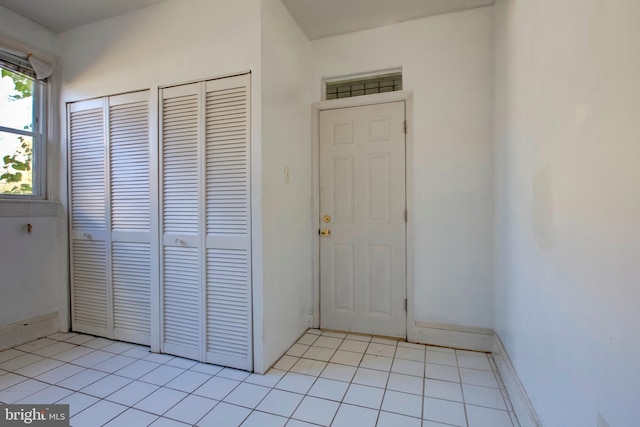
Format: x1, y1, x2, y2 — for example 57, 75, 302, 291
287, 331, 337, 426
375, 340, 397, 425
248, 331, 324, 426
4, 336, 219, 425
456, 349, 471, 427
420, 344, 426, 422
2, 329, 519, 427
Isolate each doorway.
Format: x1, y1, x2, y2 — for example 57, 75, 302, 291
318, 101, 407, 338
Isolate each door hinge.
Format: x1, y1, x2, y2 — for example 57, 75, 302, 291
404, 299, 408, 312
403, 120, 407, 134
404, 209, 408, 222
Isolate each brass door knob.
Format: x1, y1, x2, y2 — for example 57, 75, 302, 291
320, 228, 331, 237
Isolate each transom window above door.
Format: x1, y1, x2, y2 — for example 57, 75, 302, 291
325, 72, 403, 100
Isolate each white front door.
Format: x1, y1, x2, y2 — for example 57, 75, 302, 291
319, 101, 406, 338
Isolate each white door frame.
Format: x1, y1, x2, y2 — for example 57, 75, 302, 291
311, 90, 416, 342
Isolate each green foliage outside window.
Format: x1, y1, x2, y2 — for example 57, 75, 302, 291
1, 68, 35, 195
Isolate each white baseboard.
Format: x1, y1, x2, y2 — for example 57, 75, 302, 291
0, 312, 59, 351
413, 321, 494, 352
493, 334, 542, 427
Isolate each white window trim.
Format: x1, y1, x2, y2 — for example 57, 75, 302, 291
0, 199, 59, 217
0, 66, 47, 200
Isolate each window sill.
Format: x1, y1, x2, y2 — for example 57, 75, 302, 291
0, 199, 60, 217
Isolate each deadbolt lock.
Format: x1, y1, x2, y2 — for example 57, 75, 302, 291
322, 215, 332, 223
320, 228, 331, 237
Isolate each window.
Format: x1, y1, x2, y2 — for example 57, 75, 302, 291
326, 72, 403, 100
0, 51, 46, 197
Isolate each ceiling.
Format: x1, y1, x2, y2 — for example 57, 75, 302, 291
281, 0, 495, 40
0, 0, 494, 37
0, 0, 167, 32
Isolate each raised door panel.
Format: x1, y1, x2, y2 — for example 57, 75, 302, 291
332, 243, 356, 312
366, 244, 392, 316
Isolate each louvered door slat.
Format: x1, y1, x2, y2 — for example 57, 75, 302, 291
112, 242, 150, 344
204, 74, 252, 371
163, 246, 200, 360
70, 107, 105, 230
71, 239, 108, 336
205, 87, 248, 236
159, 76, 251, 369
108, 93, 151, 346
110, 99, 150, 232
69, 100, 109, 337
160, 84, 202, 360
206, 249, 250, 363
162, 93, 199, 235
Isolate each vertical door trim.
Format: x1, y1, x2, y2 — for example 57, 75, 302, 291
311, 90, 416, 342
149, 88, 161, 353
198, 82, 207, 362
103, 97, 114, 339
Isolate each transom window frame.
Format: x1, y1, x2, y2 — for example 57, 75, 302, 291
0, 50, 47, 200
323, 68, 403, 101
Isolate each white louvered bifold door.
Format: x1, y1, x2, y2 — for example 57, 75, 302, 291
69, 99, 109, 337
69, 92, 151, 345
204, 75, 252, 370
160, 74, 252, 370
108, 92, 151, 346
160, 83, 202, 361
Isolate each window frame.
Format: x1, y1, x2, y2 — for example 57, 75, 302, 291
322, 68, 403, 101
0, 67, 47, 199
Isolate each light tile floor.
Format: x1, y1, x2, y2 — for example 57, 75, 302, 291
0, 329, 519, 427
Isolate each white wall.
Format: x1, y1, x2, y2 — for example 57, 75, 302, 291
259, 0, 312, 372
0, 211, 63, 326
0, 5, 59, 58
0, 10, 65, 343
311, 7, 494, 329
58, 0, 261, 100
493, 0, 640, 426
